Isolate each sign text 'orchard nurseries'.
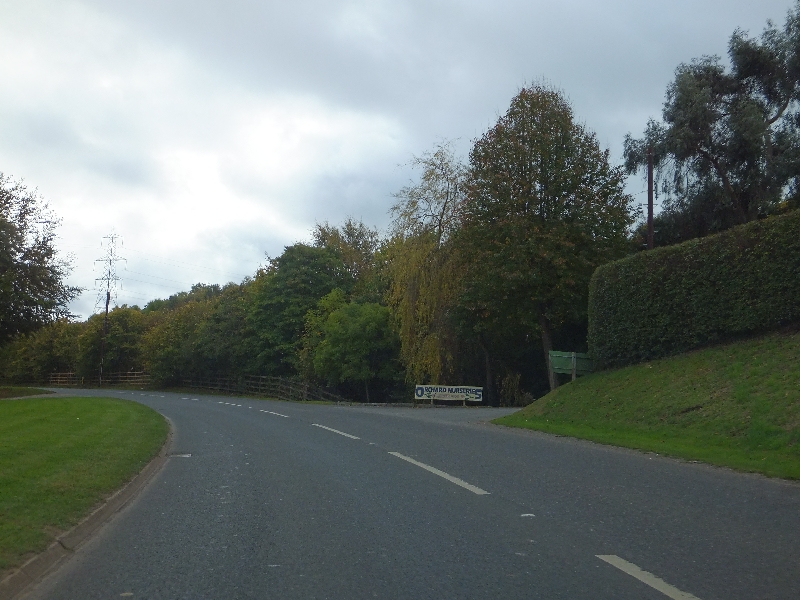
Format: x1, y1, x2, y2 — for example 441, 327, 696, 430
414, 385, 483, 402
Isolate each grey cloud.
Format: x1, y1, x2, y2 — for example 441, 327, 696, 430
0, 110, 155, 187
5, 0, 797, 319
84, 0, 796, 154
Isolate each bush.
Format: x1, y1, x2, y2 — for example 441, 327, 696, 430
588, 210, 800, 367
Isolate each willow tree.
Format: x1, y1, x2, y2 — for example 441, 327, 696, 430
458, 85, 633, 390
386, 142, 466, 384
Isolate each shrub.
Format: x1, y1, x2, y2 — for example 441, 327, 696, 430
588, 210, 800, 367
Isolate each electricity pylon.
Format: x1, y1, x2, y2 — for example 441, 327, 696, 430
94, 233, 125, 385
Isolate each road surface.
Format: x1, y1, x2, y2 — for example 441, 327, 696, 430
23, 389, 800, 599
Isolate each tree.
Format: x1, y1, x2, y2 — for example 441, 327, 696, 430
193, 281, 256, 378
0, 319, 82, 382
458, 85, 633, 390
248, 244, 352, 375
298, 288, 347, 380
77, 306, 148, 377
141, 300, 214, 383
386, 142, 467, 384
0, 174, 80, 342
312, 218, 380, 293
624, 3, 800, 243
312, 301, 400, 402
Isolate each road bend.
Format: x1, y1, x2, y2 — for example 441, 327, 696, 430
23, 389, 800, 600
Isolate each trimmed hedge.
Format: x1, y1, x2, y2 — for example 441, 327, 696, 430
588, 210, 800, 368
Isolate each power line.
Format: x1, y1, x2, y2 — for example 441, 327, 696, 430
123, 270, 213, 286
60, 243, 252, 282
122, 248, 250, 280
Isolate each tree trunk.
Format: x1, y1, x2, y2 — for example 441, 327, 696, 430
479, 340, 494, 406
539, 311, 558, 391
364, 380, 370, 403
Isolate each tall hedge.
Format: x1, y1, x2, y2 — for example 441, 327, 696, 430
588, 210, 800, 368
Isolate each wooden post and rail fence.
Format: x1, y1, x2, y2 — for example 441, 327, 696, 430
45, 372, 350, 403
48, 371, 152, 387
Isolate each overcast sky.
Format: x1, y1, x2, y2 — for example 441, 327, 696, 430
1, 0, 795, 318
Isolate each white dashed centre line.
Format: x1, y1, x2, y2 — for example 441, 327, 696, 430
388, 452, 489, 495
596, 555, 702, 600
311, 424, 360, 439
260, 410, 290, 418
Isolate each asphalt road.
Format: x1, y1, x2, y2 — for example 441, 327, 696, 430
23, 389, 800, 600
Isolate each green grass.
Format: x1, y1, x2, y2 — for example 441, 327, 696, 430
0, 387, 50, 399
495, 328, 800, 479
0, 397, 168, 575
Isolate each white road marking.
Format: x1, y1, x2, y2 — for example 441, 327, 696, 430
260, 409, 289, 418
388, 452, 490, 495
597, 555, 702, 600
312, 424, 360, 439
218, 402, 224, 404
182, 397, 189, 400
521, 514, 535, 517
192, 398, 199, 401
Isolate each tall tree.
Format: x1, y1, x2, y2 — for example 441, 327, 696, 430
0, 174, 80, 342
624, 2, 800, 243
458, 85, 633, 390
386, 141, 467, 384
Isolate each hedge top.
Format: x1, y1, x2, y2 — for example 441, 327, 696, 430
588, 210, 800, 368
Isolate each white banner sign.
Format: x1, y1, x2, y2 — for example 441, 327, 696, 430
414, 385, 483, 402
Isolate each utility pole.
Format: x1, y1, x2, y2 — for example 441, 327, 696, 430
95, 233, 125, 386
647, 146, 654, 250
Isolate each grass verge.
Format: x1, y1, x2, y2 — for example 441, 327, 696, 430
495, 328, 800, 479
0, 397, 168, 575
0, 387, 51, 399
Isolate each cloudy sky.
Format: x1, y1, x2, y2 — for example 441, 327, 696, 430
0, 0, 795, 317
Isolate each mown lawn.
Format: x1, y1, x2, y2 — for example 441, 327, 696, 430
0, 397, 168, 575
0, 387, 50, 399
495, 329, 800, 479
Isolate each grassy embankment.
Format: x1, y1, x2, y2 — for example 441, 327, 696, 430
0, 387, 50, 399
0, 397, 168, 576
495, 329, 800, 479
